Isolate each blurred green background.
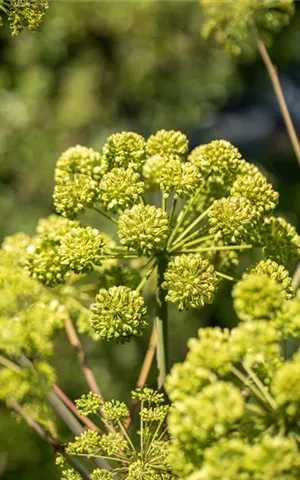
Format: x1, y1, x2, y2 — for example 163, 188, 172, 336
0, 2, 300, 479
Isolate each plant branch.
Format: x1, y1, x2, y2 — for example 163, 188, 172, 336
292, 262, 300, 290
171, 205, 212, 248
93, 207, 118, 225
215, 271, 238, 282
255, 33, 300, 166
155, 256, 169, 389
53, 384, 101, 432
9, 399, 92, 480
136, 260, 157, 292
173, 244, 252, 254
0, 354, 21, 372
125, 326, 157, 429
170, 233, 215, 253
48, 392, 112, 472
167, 179, 210, 248
64, 316, 103, 399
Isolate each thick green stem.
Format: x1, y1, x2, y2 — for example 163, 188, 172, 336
155, 256, 169, 389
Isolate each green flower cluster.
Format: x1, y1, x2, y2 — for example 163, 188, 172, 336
163, 254, 219, 310
5, 129, 300, 349
0, 0, 49, 36
90, 286, 147, 343
166, 260, 300, 479
61, 388, 174, 480
20, 215, 108, 287
200, 0, 295, 55
0, 251, 66, 359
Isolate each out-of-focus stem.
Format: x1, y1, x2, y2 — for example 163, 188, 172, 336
255, 33, 300, 166
9, 400, 92, 480
64, 316, 103, 399
125, 326, 157, 429
53, 384, 101, 432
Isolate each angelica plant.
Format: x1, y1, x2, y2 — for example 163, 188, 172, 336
1, 127, 300, 479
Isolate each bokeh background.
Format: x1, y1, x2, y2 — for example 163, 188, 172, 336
0, 2, 300, 479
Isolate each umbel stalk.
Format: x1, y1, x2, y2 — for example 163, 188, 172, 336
155, 256, 169, 389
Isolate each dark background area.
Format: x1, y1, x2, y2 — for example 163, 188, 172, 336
0, 2, 299, 479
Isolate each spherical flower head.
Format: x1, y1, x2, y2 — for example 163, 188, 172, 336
192, 435, 300, 480
127, 460, 157, 480
36, 215, 80, 243
262, 216, 300, 266
250, 259, 294, 299
147, 129, 188, 157
101, 399, 129, 423
75, 392, 102, 416
163, 254, 219, 311
142, 154, 166, 189
59, 226, 106, 274
192, 438, 248, 480
91, 470, 115, 480
53, 175, 97, 219
118, 204, 170, 256
102, 132, 146, 170
159, 158, 202, 199
230, 320, 282, 376
166, 362, 217, 403
26, 240, 68, 287
2, 232, 32, 265
168, 382, 244, 447
187, 327, 235, 375
62, 469, 82, 480
275, 290, 300, 338
208, 196, 258, 244
99, 167, 145, 211
245, 435, 300, 479
232, 273, 286, 322
90, 286, 148, 343
230, 169, 279, 214
55, 145, 107, 183
188, 139, 242, 180
66, 430, 101, 456
271, 351, 300, 420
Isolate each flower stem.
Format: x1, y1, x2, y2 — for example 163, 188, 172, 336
64, 316, 103, 399
136, 260, 157, 292
155, 256, 169, 389
170, 233, 215, 252
169, 198, 178, 225
93, 206, 118, 225
215, 271, 238, 282
173, 244, 252, 254
53, 384, 101, 432
125, 326, 157, 429
171, 205, 212, 248
292, 262, 300, 289
167, 181, 208, 248
9, 400, 92, 480
255, 32, 300, 167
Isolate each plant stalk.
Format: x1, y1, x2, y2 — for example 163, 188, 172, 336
155, 256, 169, 389
255, 33, 300, 166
